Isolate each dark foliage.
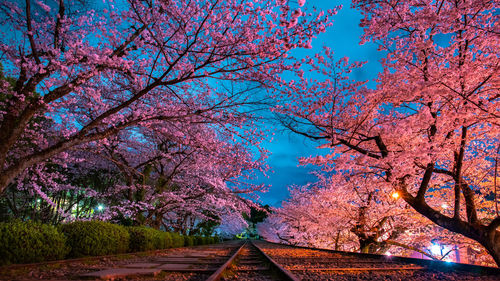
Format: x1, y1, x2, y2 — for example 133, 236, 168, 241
0, 220, 69, 264
59, 221, 130, 258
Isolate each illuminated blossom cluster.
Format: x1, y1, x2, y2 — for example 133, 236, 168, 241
259, 173, 495, 264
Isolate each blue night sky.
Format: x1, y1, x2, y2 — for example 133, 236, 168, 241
256, 0, 385, 206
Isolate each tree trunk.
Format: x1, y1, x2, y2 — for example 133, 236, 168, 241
479, 231, 500, 266
0, 173, 15, 195
359, 242, 370, 254
334, 230, 341, 251
400, 185, 500, 266
358, 236, 377, 254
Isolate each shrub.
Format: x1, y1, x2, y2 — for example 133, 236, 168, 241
164, 232, 173, 248
128, 226, 156, 252
0, 220, 69, 265
60, 220, 129, 258
129, 227, 175, 251
154, 231, 171, 249
193, 235, 203, 245
184, 236, 194, 246
170, 232, 184, 248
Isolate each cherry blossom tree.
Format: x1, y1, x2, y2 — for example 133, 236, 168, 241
0, 0, 335, 194
274, 0, 499, 265
0, 87, 264, 233
260, 174, 425, 255
259, 173, 495, 264
69, 119, 264, 229
0, 118, 262, 233
259, 184, 354, 249
0, 160, 104, 223
217, 212, 249, 239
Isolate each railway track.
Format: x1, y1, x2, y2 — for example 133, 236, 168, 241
1, 240, 499, 280
254, 241, 500, 281
207, 241, 298, 281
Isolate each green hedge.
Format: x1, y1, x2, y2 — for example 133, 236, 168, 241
0, 220, 69, 265
193, 235, 202, 245
0, 220, 219, 264
184, 235, 195, 246
128, 228, 220, 251
128, 227, 176, 251
128, 226, 158, 252
158, 231, 170, 249
170, 232, 184, 248
59, 221, 130, 258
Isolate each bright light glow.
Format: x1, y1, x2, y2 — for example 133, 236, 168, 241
391, 192, 400, 199
97, 204, 104, 211
441, 203, 449, 209
36, 199, 41, 203
430, 244, 441, 256
385, 252, 392, 256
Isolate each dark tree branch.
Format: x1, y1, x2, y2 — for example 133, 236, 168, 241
25, 0, 40, 64
416, 163, 434, 202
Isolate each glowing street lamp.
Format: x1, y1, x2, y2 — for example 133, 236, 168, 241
441, 203, 448, 209
97, 204, 104, 211
391, 192, 400, 199
430, 243, 441, 256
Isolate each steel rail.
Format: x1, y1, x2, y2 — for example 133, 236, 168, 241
250, 240, 301, 281
205, 240, 247, 281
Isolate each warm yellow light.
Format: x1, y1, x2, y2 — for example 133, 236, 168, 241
391, 192, 400, 199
